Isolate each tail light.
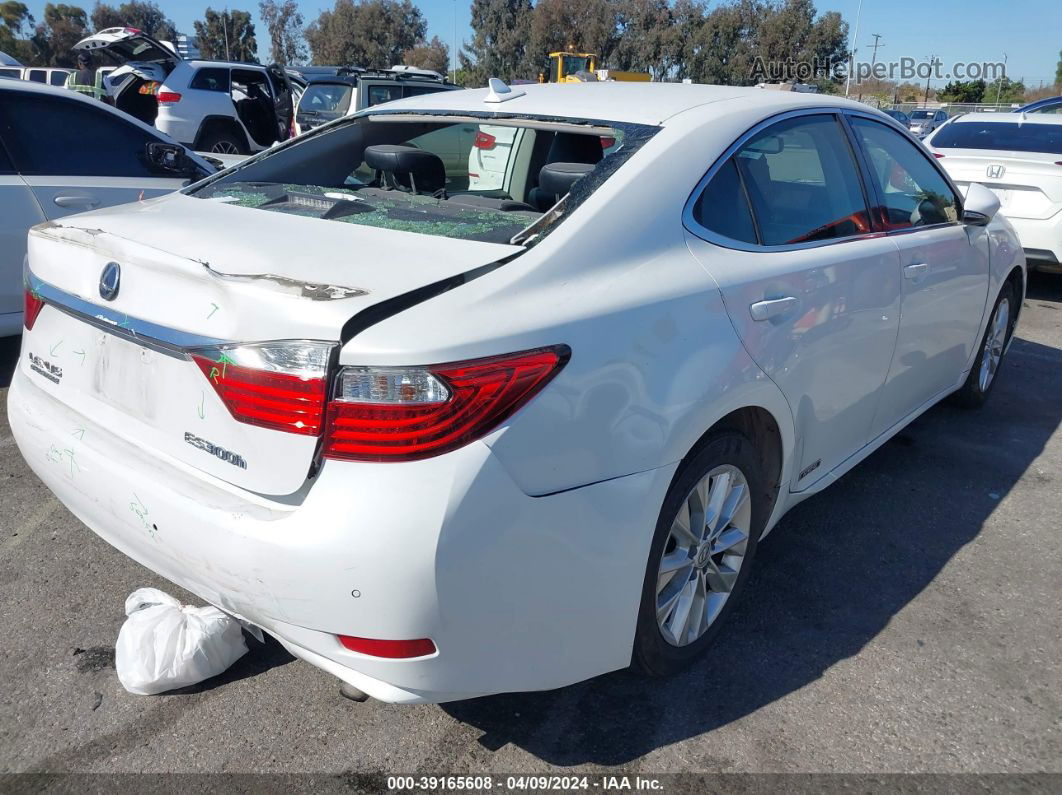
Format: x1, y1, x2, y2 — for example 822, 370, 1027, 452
337, 635, 436, 658
600, 136, 616, 149
192, 341, 335, 435
473, 131, 496, 150
932, 152, 945, 158
23, 288, 45, 330
157, 91, 182, 104
323, 345, 570, 462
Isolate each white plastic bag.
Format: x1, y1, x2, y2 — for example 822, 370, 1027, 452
115, 588, 249, 695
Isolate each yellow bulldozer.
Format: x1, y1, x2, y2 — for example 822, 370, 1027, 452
541, 51, 650, 83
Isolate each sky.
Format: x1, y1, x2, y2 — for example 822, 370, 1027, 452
19, 0, 1062, 88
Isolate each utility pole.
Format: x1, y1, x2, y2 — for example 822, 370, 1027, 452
994, 52, 1009, 107
924, 54, 936, 105
858, 33, 883, 101
452, 0, 457, 84
844, 0, 863, 97
222, 8, 230, 61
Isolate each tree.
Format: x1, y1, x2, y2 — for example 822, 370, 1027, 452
193, 8, 256, 62
528, 0, 616, 74
610, 0, 671, 78
306, 0, 425, 69
90, 2, 175, 42
258, 0, 305, 65
989, 75, 1025, 105
32, 3, 89, 66
0, 1, 35, 62
938, 79, 986, 103
402, 34, 448, 74
1055, 48, 1061, 87
460, 0, 534, 85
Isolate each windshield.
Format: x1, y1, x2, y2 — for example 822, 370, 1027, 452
910, 110, 933, 120
189, 113, 656, 245
300, 83, 354, 114
931, 121, 1062, 155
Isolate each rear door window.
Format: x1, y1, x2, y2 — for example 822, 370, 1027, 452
730, 114, 872, 246
26, 69, 46, 83
190, 68, 230, 92
366, 84, 402, 107
49, 71, 69, 86
691, 159, 758, 244
851, 117, 960, 229
0, 92, 167, 177
0, 68, 21, 78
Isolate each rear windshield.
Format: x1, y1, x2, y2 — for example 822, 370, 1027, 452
300, 83, 354, 114
932, 121, 1062, 155
189, 112, 656, 245
910, 110, 933, 120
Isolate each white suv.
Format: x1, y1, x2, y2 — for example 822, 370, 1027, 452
74, 27, 295, 155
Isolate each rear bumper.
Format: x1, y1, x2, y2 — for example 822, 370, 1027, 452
1005, 213, 1062, 272
9, 366, 675, 703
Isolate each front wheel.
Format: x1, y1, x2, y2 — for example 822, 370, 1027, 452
632, 431, 769, 677
951, 282, 1016, 409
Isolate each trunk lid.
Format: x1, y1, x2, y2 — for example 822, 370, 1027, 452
24, 193, 521, 495
936, 149, 1062, 220
74, 27, 182, 70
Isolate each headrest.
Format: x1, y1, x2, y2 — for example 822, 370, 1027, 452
538, 162, 595, 199
363, 144, 446, 194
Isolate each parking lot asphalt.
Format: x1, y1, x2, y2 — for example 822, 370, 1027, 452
0, 275, 1059, 779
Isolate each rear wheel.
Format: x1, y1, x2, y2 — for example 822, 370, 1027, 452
632, 432, 768, 677
198, 128, 247, 155
951, 282, 1016, 409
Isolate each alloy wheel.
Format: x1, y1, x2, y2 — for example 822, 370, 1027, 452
210, 140, 240, 154
656, 464, 751, 647
978, 296, 1011, 393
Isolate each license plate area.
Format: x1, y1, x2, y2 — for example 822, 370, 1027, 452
92, 332, 161, 420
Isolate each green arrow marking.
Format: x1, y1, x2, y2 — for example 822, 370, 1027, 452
73, 348, 86, 365
71, 428, 85, 440
196, 392, 205, 420
49, 340, 62, 356
207, 303, 219, 319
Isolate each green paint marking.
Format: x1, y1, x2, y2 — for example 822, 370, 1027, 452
216, 351, 235, 379
46, 444, 62, 464
49, 340, 62, 356
129, 493, 152, 533
207, 303, 219, 319
63, 448, 79, 477
208, 366, 220, 384
73, 348, 86, 365
71, 428, 85, 441
196, 392, 205, 420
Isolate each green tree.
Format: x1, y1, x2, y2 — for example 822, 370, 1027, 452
459, 0, 534, 85
938, 79, 986, 103
402, 34, 448, 74
258, 0, 305, 65
193, 8, 256, 62
90, 2, 175, 41
989, 75, 1025, 105
0, 1, 36, 62
610, 0, 671, 78
32, 3, 89, 66
1055, 48, 1061, 87
305, 0, 425, 69
528, 0, 616, 73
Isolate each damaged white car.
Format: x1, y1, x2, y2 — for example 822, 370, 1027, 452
10, 81, 1024, 703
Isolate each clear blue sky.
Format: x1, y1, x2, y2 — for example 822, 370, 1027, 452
21, 0, 1062, 86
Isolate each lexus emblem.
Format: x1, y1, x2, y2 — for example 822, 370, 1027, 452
99, 262, 121, 301
986, 164, 1006, 179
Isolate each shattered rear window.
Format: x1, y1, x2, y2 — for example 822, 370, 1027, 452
188, 112, 658, 245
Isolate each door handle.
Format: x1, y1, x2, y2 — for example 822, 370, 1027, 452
903, 262, 929, 280
54, 195, 100, 209
750, 296, 799, 321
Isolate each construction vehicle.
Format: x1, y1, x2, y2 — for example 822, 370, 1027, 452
541, 51, 650, 83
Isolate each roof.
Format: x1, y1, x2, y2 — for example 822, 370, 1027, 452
951, 112, 1062, 126
364, 81, 873, 126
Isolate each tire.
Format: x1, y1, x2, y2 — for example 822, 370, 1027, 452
632, 431, 769, 677
950, 281, 1017, 409
198, 127, 247, 155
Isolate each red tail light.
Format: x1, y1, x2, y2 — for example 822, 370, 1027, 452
473, 131, 496, 149
323, 346, 570, 462
23, 288, 45, 330
192, 342, 334, 436
337, 635, 436, 658
157, 91, 182, 104
600, 136, 616, 149
932, 152, 945, 158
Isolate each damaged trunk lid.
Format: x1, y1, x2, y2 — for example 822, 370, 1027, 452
24, 193, 521, 495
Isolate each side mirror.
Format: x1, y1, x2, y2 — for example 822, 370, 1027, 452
145, 141, 199, 177
963, 181, 1000, 226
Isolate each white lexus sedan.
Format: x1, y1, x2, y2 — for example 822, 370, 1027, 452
9, 82, 1025, 704
925, 113, 1062, 273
